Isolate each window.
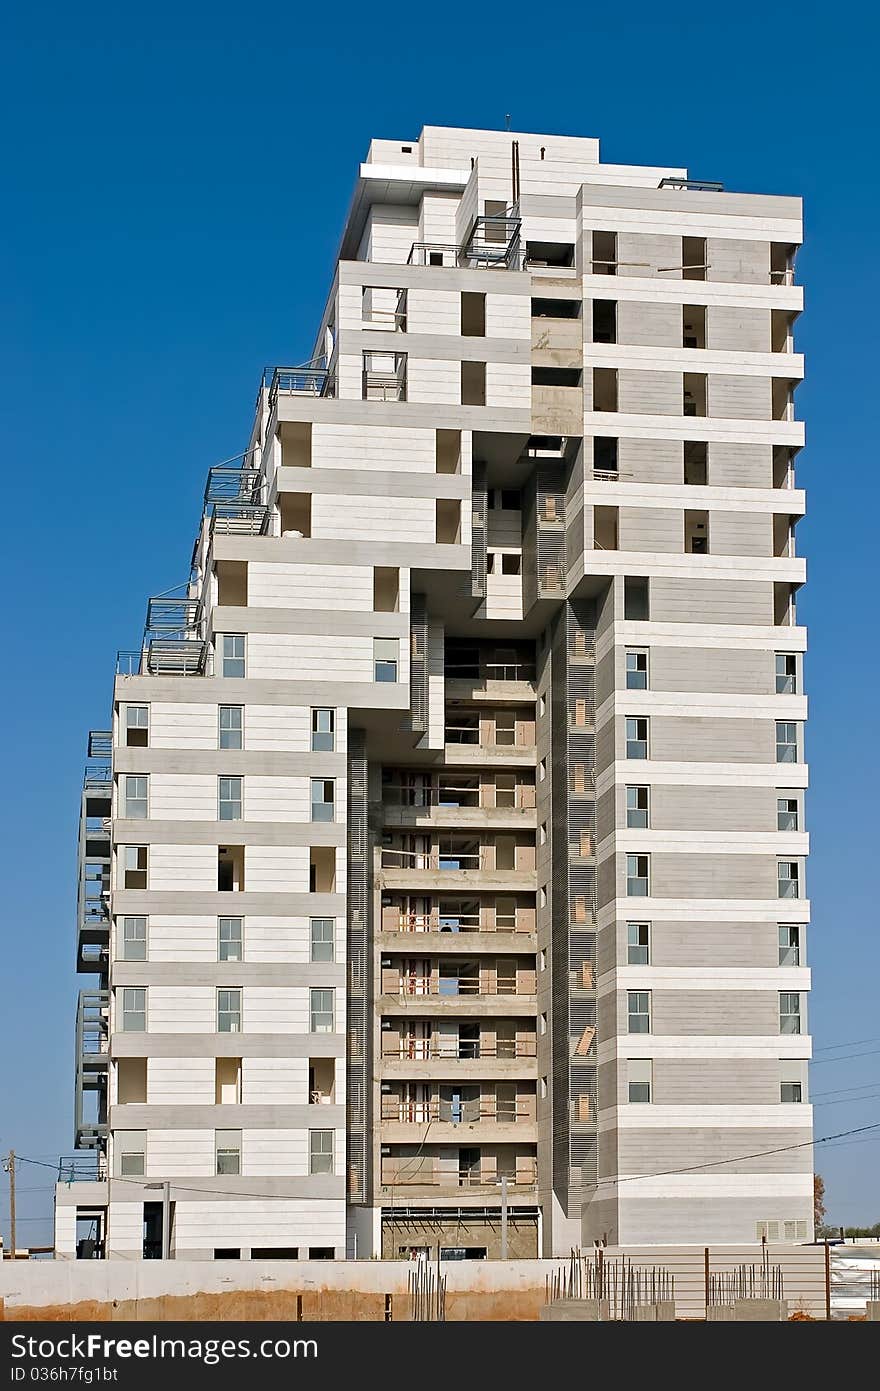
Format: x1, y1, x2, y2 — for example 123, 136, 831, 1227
627, 922, 650, 965
311, 778, 335, 822
215, 1057, 242, 1104
460, 291, 486, 336
121, 916, 147, 962
120, 846, 148, 889
215, 1130, 241, 1176
309, 1129, 335, 1175
374, 638, 399, 683
682, 236, 706, 281
219, 917, 243, 962
628, 1059, 652, 1103
626, 717, 648, 759
116, 1132, 146, 1177
778, 861, 800, 898
310, 987, 335, 1033
219, 776, 242, 821
776, 653, 797, 694
121, 987, 146, 1032
683, 373, 707, 417
591, 229, 617, 275
124, 705, 149, 748
123, 775, 148, 820
776, 721, 798, 763
592, 367, 617, 411
488, 488, 522, 510
219, 705, 243, 750
218, 845, 244, 892
220, 634, 246, 678
780, 1062, 806, 1104
217, 988, 242, 1033
625, 649, 648, 689
685, 508, 709, 553
683, 441, 708, 486
778, 925, 802, 967
461, 360, 486, 406
626, 854, 650, 897
626, 785, 650, 828
311, 708, 335, 751
310, 917, 335, 962
624, 577, 650, 621
779, 992, 802, 1034
627, 990, 651, 1033
593, 437, 618, 475
592, 300, 616, 343
777, 797, 799, 832
682, 304, 706, 349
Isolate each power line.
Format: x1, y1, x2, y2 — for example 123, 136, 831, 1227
811, 1047, 880, 1066
813, 1036, 880, 1053
17, 1118, 880, 1203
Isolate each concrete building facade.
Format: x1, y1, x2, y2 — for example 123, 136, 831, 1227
58, 124, 812, 1261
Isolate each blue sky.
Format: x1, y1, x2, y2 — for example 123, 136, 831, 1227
2, 4, 878, 1246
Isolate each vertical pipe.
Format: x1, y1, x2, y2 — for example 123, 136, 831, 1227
704, 1247, 710, 1317
824, 1240, 832, 1321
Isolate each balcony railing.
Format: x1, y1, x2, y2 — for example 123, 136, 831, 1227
363, 368, 407, 402
385, 1039, 536, 1061
407, 242, 459, 267
381, 1099, 532, 1124
381, 1168, 537, 1190
382, 910, 525, 935
117, 640, 211, 676
390, 976, 528, 999
380, 847, 482, 871
267, 364, 337, 412
445, 660, 536, 683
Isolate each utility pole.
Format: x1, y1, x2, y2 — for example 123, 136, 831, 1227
3, 1151, 15, 1259
161, 1181, 171, 1259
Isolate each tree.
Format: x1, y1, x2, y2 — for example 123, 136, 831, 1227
814, 1174, 826, 1231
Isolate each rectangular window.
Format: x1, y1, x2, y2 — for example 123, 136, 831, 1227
626, 785, 650, 828
682, 236, 706, 281
593, 367, 618, 411
215, 1129, 241, 1176
778, 861, 800, 898
311, 708, 335, 751
218, 917, 243, 962
777, 796, 799, 831
625, 717, 648, 759
460, 291, 486, 336
627, 990, 651, 1034
215, 1057, 242, 1105
778, 925, 801, 966
310, 917, 335, 962
220, 634, 246, 678
591, 229, 617, 275
123, 775, 148, 820
121, 987, 146, 1032
628, 1059, 652, 1103
219, 705, 243, 750
117, 1132, 146, 1177
776, 721, 798, 762
625, 649, 648, 689
374, 638, 399, 683
626, 854, 650, 897
120, 845, 148, 889
121, 916, 147, 962
780, 1062, 806, 1103
309, 1129, 335, 1175
123, 705, 149, 748
627, 922, 650, 965
776, 652, 797, 694
592, 299, 617, 343
779, 992, 802, 1034
310, 987, 335, 1033
624, 577, 650, 621
219, 776, 243, 821
217, 988, 242, 1033
593, 436, 618, 476
311, 778, 335, 822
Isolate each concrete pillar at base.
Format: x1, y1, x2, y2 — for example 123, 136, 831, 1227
540, 1299, 608, 1321
707, 1299, 788, 1322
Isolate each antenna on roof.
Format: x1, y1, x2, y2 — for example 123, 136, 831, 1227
505, 113, 511, 131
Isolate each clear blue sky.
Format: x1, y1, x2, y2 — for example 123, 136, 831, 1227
2, 3, 878, 1247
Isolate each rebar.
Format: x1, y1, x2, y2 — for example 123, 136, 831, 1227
545, 1249, 674, 1319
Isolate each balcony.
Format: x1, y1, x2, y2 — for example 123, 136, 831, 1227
405, 210, 522, 272
74, 989, 109, 1149
380, 1034, 538, 1083
379, 1158, 537, 1198
78, 742, 111, 973
444, 653, 536, 704
379, 904, 536, 945
377, 838, 536, 893
381, 775, 536, 830
380, 1095, 537, 1145
363, 353, 407, 402
204, 462, 269, 537
267, 363, 336, 413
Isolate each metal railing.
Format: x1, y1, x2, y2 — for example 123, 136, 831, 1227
445, 661, 536, 682
464, 214, 522, 270
382, 910, 526, 934
658, 176, 724, 192
770, 267, 796, 285
386, 1040, 537, 1061
204, 465, 263, 506
362, 368, 407, 402
83, 763, 112, 789
209, 502, 269, 536
380, 847, 483, 871
382, 1168, 537, 1190
87, 731, 112, 760
145, 594, 199, 633
381, 1099, 532, 1124
407, 242, 459, 267
267, 364, 336, 411
391, 975, 528, 998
